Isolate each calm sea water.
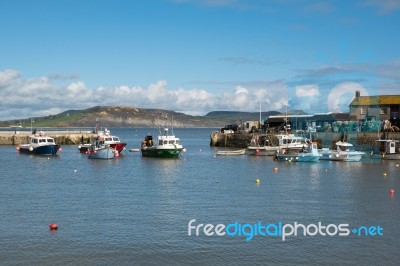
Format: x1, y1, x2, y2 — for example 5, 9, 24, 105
1, 128, 399, 265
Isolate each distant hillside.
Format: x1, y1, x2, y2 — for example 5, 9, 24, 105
0, 106, 283, 128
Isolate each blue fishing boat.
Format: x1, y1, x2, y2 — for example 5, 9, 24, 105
275, 142, 321, 162
17, 132, 61, 155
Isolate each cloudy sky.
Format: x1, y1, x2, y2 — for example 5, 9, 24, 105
1, 0, 399, 120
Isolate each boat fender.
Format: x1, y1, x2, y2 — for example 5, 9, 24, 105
29, 146, 34, 151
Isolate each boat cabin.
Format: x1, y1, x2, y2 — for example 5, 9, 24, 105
336, 142, 356, 152
376, 140, 400, 154
30, 137, 56, 144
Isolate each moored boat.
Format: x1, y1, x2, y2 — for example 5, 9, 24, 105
370, 140, 400, 160
247, 134, 309, 156
141, 128, 184, 158
17, 131, 61, 155
319, 141, 365, 162
275, 142, 321, 162
87, 140, 116, 160
79, 128, 126, 154
216, 149, 246, 156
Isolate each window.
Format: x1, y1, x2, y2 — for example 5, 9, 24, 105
380, 107, 388, 115
360, 107, 367, 115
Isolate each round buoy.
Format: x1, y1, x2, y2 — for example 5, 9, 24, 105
58, 147, 62, 152
29, 146, 34, 152
256, 149, 260, 153
383, 172, 388, 177
182, 148, 187, 152
389, 189, 395, 195
16, 146, 20, 151
114, 150, 119, 157
255, 178, 261, 184
49, 223, 58, 230
273, 167, 278, 172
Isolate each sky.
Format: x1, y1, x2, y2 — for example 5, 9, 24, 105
1, 0, 400, 121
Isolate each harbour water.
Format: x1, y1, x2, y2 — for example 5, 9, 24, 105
1, 128, 399, 265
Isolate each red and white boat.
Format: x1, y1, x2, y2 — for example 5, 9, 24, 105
78, 128, 127, 154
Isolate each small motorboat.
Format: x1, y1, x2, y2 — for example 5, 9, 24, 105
17, 131, 61, 155
216, 149, 246, 156
319, 141, 365, 162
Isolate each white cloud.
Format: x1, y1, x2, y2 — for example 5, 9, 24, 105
295, 84, 319, 97
0, 69, 20, 88
0, 70, 289, 120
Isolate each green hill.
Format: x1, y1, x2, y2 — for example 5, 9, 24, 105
0, 106, 282, 128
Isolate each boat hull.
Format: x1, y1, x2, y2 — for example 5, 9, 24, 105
370, 152, 400, 160
88, 147, 115, 159
320, 152, 364, 162
247, 147, 279, 156
19, 144, 60, 155
276, 154, 321, 162
141, 147, 182, 158
216, 149, 246, 156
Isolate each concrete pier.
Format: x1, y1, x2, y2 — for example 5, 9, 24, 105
0, 130, 95, 145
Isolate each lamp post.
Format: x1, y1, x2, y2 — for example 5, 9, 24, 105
30, 118, 34, 134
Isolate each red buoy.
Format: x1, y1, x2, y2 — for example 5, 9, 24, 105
389, 189, 395, 195
49, 223, 58, 230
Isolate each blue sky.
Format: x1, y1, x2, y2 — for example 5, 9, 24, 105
1, 0, 400, 120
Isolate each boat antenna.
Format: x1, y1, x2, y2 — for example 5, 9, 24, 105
259, 99, 262, 130
171, 115, 174, 135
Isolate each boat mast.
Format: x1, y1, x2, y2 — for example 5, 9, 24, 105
259, 100, 262, 130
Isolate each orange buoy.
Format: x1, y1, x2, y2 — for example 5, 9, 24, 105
389, 189, 395, 195
16, 146, 20, 151
58, 147, 62, 152
273, 167, 279, 172
49, 223, 58, 230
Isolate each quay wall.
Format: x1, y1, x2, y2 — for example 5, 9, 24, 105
210, 131, 400, 151
0, 131, 95, 145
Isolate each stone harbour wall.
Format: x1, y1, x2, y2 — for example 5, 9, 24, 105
210, 131, 400, 151
0, 131, 95, 145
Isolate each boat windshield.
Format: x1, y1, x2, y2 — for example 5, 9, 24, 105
113, 137, 119, 141
338, 145, 355, 152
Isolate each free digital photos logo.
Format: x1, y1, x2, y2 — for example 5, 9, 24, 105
188, 219, 383, 241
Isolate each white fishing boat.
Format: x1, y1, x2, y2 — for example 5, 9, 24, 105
247, 134, 309, 156
319, 141, 365, 162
